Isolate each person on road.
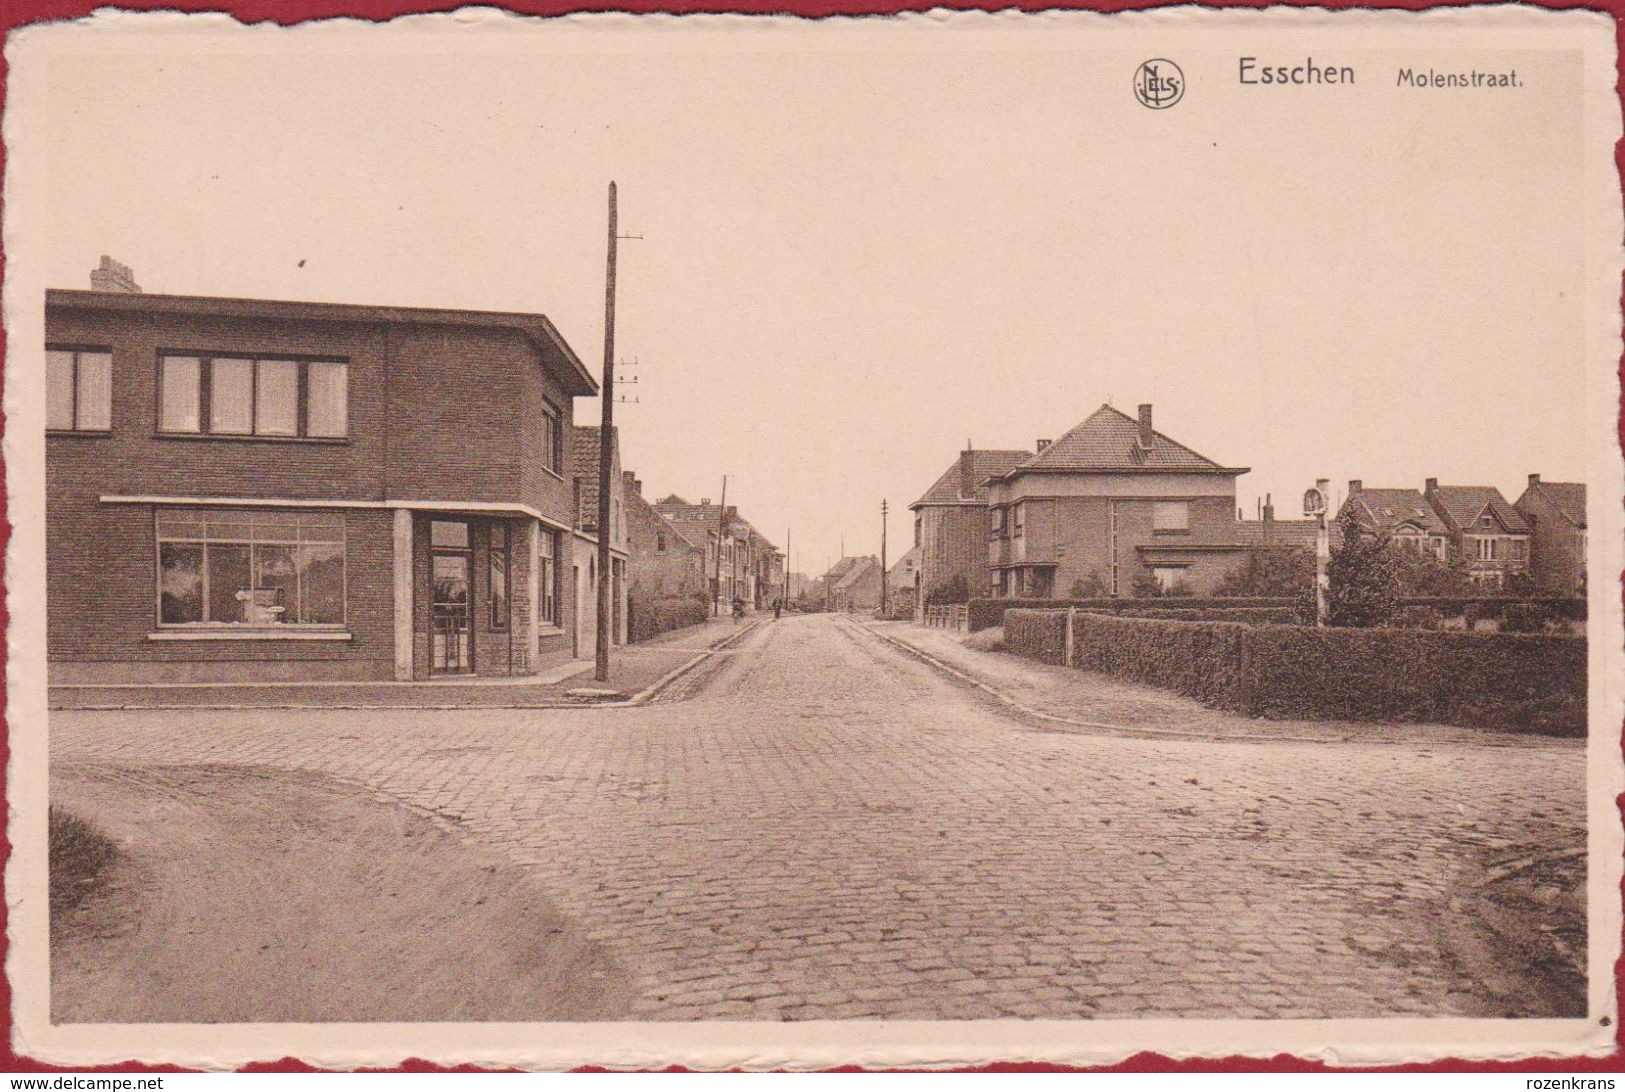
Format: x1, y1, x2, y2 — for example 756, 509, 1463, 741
732, 596, 746, 624
774, 597, 783, 621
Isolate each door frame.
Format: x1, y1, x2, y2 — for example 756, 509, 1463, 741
429, 522, 475, 676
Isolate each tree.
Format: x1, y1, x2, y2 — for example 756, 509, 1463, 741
1390, 546, 1473, 597
1068, 571, 1108, 598
1325, 516, 1399, 627
925, 573, 971, 606
1214, 548, 1313, 597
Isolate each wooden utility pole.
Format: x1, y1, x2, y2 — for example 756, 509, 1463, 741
880, 499, 889, 615
712, 476, 728, 615
594, 182, 617, 683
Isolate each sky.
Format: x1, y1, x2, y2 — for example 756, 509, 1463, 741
22, 12, 1593, 579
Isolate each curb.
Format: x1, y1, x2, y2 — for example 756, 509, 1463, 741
849, 619, 1355, 746
52, 619, 768, 713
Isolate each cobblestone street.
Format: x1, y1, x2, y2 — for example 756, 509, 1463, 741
50, 613, 1587, 1021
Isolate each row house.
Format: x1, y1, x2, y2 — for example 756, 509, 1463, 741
45, 270, 600, 682
1514, 474, 1587, 594
569, 425, 630, 652
651, 496, 781, 611
622, 473, 709, 604
1339, 479, 1535, 588
984, 404, 1251, 597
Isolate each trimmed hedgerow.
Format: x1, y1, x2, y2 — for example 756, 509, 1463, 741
1069, 612, 1250, 705
966, 597, 1294, 633
1241, 624, 1586, 736
1400, 597, 1587, 622
1003, 609, 1069, 664
628, 595, 710, 644
1001, 611, 1587, 736
1092, 606, 1298, 625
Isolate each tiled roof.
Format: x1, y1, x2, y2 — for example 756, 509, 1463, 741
835, 557, 880, 590
1005, 405, 1241, 475
627, 486, 705, 553
1428, 485, 1531, 535
888, 546, 921, 577
570, 425, 618, 530
652, 500, 772, 548
1231, 519, 1337, 550
1342, 489, 1448, 535
911, 450, 1031, 507
1524, 481, 1586, 528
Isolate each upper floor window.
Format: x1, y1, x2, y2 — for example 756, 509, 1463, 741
47, 348, 112, 432
159, 354, 347, 439
540, 400, 563, 474
1012, 503, 1025, 538
656, 532, 668, 553
1152, 500, 1190, 533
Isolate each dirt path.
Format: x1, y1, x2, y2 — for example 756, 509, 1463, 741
51, 763, 633, 1022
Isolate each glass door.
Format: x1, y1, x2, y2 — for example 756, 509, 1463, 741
430, 521, 473, 674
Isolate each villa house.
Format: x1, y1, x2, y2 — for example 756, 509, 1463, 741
1515, 474, 1587, 594
983, 404, 1250, 597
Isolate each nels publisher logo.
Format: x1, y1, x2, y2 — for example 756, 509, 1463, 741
1133, 59, 1184, 109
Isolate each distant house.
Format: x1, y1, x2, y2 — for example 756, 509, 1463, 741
886, 546, 922, 614
623, 471, 708, 606
820, 556, 883, 612
570, 426, 630, 650
653, 496, 780, 611
984, 404, 1250, 597
1515, 474, 1586, 594
909, 447, 1030, 604
1423, 478, 1531, 589
1232, 496, 1341, 554
1337, 482, 1450, 561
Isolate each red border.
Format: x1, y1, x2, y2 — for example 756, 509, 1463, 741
3, 0, 1622, 1075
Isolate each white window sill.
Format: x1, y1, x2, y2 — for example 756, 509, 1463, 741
147, 629, 354, 641
536, 625, 566, 637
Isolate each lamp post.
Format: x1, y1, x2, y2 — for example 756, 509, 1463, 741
1303, 478, 1330, 627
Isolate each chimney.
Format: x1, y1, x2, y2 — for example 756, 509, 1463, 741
959, 449, 977, 499
1035, 438, 1051, 453
1137, 404, 1154, 450
1262, 494, 1275, 547
89, 255, 141, 294
1348, 479, 1362, 496
1425, 478, 1438, 493
1528, 473, 1541, 487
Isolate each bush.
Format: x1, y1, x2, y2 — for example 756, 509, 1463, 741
1326, 522, 1399, 627
1502, 599, 1561, 635
964, 626, 1005, 653
925, 574, 971, 606
1215, 548, 1315, 597
1068, 571, 1109, 598
628, 594, 710, 643
50, 807, 118, 921
1392, 605, 1446, 631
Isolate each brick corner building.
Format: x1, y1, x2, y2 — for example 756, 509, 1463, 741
46, 273, 599, 682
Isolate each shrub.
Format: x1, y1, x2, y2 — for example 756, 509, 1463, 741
50, 807, 118, 921
964, 626, 1005, 653
1215, 548, 1314, 597
925, 574, 971, 606
1392, 605, 1445, 631
1502, 599, 1560, 635
1069, 612, 1249, 704
1068, 571, 1109, 598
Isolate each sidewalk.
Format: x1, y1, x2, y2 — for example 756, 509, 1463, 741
51, 616, 759, 711
863, 620, 1578, 749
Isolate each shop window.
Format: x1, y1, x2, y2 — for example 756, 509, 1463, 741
156, 508, 345, 626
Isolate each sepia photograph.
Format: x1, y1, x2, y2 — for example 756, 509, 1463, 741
4, 3, 1622, 1072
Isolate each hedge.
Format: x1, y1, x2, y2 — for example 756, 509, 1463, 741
1004, 609, 1069, 664
1398, 597, 1587, 622
1007, 611, 1586, 736
628, 595, 710, 644
967, 596, 1295, 632
1092, 606, 1299, 625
